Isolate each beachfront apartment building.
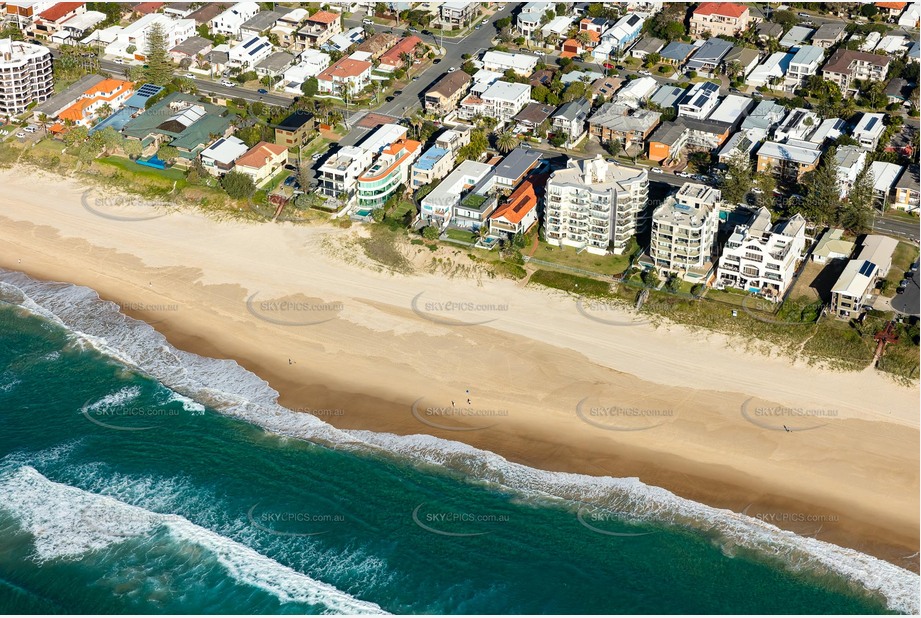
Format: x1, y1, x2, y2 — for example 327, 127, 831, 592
756, 140, 822, 182
296, 10, 342, 50
544, 156, 649, 255
316, 56, 372, 97
356, 137, 421, 209
0, 38, 53, 117
651, 183, 721, 282
424, 70, 471, 114
852, 113, 886, 151
830, 235, 899, 318
209, 2, 260, 39
821, 49, 890, 92
233, 140, 288, 187
420, 160, 494, 228
458, 81, 531, 124
410, 128, 470, 188
716, 207, 807, 300
784, 45, 824, 92
689, 2, 752, 37
481, 51, 539, 77
317, 146, 374, 205
200, 135, 249, 175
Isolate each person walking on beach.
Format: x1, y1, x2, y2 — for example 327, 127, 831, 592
783, 425, 792, 432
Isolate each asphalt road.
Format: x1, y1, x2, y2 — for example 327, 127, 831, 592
344, 4, 515, 117
872, 213, 920, 243
890, 270, 920, 316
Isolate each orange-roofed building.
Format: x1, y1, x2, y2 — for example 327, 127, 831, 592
356, 138, 421, 208
234, 141, 289, 186
489, 179, 540, 237
875, 2, 907, 18
690, 2, 752, 37
316, 56, 372, 96
132, 2, 163, 15
378, 35, 423, 71
57, 78, 134, 127
33, 2, 85, 35
296, 10, 342, 49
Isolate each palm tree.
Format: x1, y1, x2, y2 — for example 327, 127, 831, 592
495, 131, 519, 154
97, 103, 113, 119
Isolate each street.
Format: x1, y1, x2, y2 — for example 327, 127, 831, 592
873, 213, 920, 243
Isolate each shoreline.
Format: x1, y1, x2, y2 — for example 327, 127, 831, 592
0, 166, 917, 573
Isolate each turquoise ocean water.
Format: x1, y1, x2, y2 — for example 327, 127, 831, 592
0, 270, 917, 614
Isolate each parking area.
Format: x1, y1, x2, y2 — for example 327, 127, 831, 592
891, 269, 920, 316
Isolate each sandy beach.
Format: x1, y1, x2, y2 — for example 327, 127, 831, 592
0, 167, 918, 570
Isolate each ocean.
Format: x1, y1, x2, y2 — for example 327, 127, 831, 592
0, 269, 917, 614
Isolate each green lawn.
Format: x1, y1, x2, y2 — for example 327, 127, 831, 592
528, 269, 612, 298
445, 228, 476, 243
527, 237, 632, 276
97, 156, 187, 184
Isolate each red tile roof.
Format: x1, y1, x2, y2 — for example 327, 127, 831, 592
317, 56, 372, 81
132, 2, 163, 14
693, 2, 748, 18
308, 10, 339, 24
235, 141, 287, 169
875, 2, 907, 9
490, 180, 538, 224
38, 2, 84, 22
380, 35, 423, 66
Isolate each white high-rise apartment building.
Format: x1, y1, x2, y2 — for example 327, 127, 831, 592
651, 182, 720, 278
544, 156, 649, 255
0, 38, 53, 117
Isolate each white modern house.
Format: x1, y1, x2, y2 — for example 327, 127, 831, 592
784, 45, 824, 92
200, 135, 250, 176
480, 50, 539, 76
835, 145, 868, 199
228, 35, 273, 67
676, 81, 720, 120
420, 160, 494, 228
716, 207, 807, 300
544, 156, 649, 255
852, 113, 886, 151
317, 145, 374, 205
516, 1, 552, 40
459, 81, 531, 123
104, 14, 195, 60
210, 2, 261, 39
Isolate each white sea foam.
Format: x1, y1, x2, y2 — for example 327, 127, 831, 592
1, 269, 918, 614
84, 386, 142, 413
0, 466, 386, 614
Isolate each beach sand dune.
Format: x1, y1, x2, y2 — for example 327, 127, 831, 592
0, 168, 917, 570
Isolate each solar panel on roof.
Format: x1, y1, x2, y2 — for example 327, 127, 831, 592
136, 84, 161, 97
859, 260, 876, 277
864, 116, 879, 131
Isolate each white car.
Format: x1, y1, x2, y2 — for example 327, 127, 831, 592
751, 187, 763, 194
16, 132, 26, 139
650, 167, 663, 174
220, 80, 235, 87
113, 58, 124, 64
23, 126, 37, 134
311, 152, 324, 161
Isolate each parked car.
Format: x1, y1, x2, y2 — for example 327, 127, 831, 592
393, 90, 403, 96
408, 27, 419, 33
798, 12, 810, 17
433, 58, 441, 64
15, 132, 25, 139
421, 29, 432, 36
311, 152, 323, 161
474, 23, 481, 29
257, 88, 268, 94
220, 79, 235, 87
751, 187, 763, 194
385, 95, 395, 102
650, 167, 663, 174
362, 18, 373, 25
910, 261, 919, 273
412, 76, 419, 81
283, 176, 301, 188
113, 57, 124, 64
23, 126, 37, 134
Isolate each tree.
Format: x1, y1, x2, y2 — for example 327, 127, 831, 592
156, 145, 180, 163
644, 52, 661, 68
532, 84, 550, 103
662, 21, 685, 41
724, 60, 742, 80
495, 130, 519, 154
721, 151, 753, 206
753, 172, 776, 210
840, 164, 876, 231
799, 145, 841, 225
772, 10, 798, 32
456, 129, 488, 163
99, 126, 122, 154
144, 22, 173, 85
63, 126, 90, 148
605, 139, 622, 157
221, 171, 256, 199
122, 138, 143, 159
423, 225, 440, 240
860, 4, 878, 18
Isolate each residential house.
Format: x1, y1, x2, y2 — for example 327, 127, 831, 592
228, 35, 273, 68
649, 84, 686, 110
323, 26, 365, 52
852, 112, 886, 150
689, 2, 752, 37
716, 207, 807, 299
778, 26, 814, 49
270, 7, 309, 47
513, 102, 556, 134
807, 117, 845, 146
459, 81, 530, 123
830, 235, 898, 318
614, 76, 658, 108
481, 50, 539, 76
169, 36, 213, 65
755, 21, 782, 42
32, 2, 86, 38
591, 76, 623, 101
811, 22, 846, 49
317, 146, 373, 205
32, 73, 104, 122
378, 35, 423, 72
647, 121, 689, 163
869, 161, 904, 207
892, 165, 919, 212
56, 78, 133, 127
255, 51, 295, 78
707, 95, 754, 128
104, 13, 196, 60
822, 48, 890, 92
784, 45, 824, 91
233, 141, 288, 186
722, 45, 760, 79
491, 147, 542, 190
551, 98, 591, 147
811, 228, 854, 263
677, 81, 720, 120
629, 36, 665, 59
588, 102, 661, 149
55, 11, 106, 41
885, 78, 913, 106
544, 156, 649, 255
240, 10, 286, 39
296, 10, 341, 50
834, 145, 868, 198
747, 51, 793, 89
274, 110, 314, 147
0, 39, 53, 117
716, 128, 764, 164
440, 0, 478, 28
210, 2, 260, 39
741, 99, 786, 132
651, 182, 721, 281
773, 108, 821, 142
875, 2, 908, 20
280, 49, 331, 94
200, 135, 249, 175
420, 160, 494, 228
516, 1, 552, 40
686, 38, 734, 77
423, 70, 471, 114
355, 32, 397, 59
316, 56, 372, 97
411, 128, 472, 188
659, 41, 697, 67
541, 15, 574, 40
594, 12, 644, 58
898, 2, 920, 28
489, 179, 540, 238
